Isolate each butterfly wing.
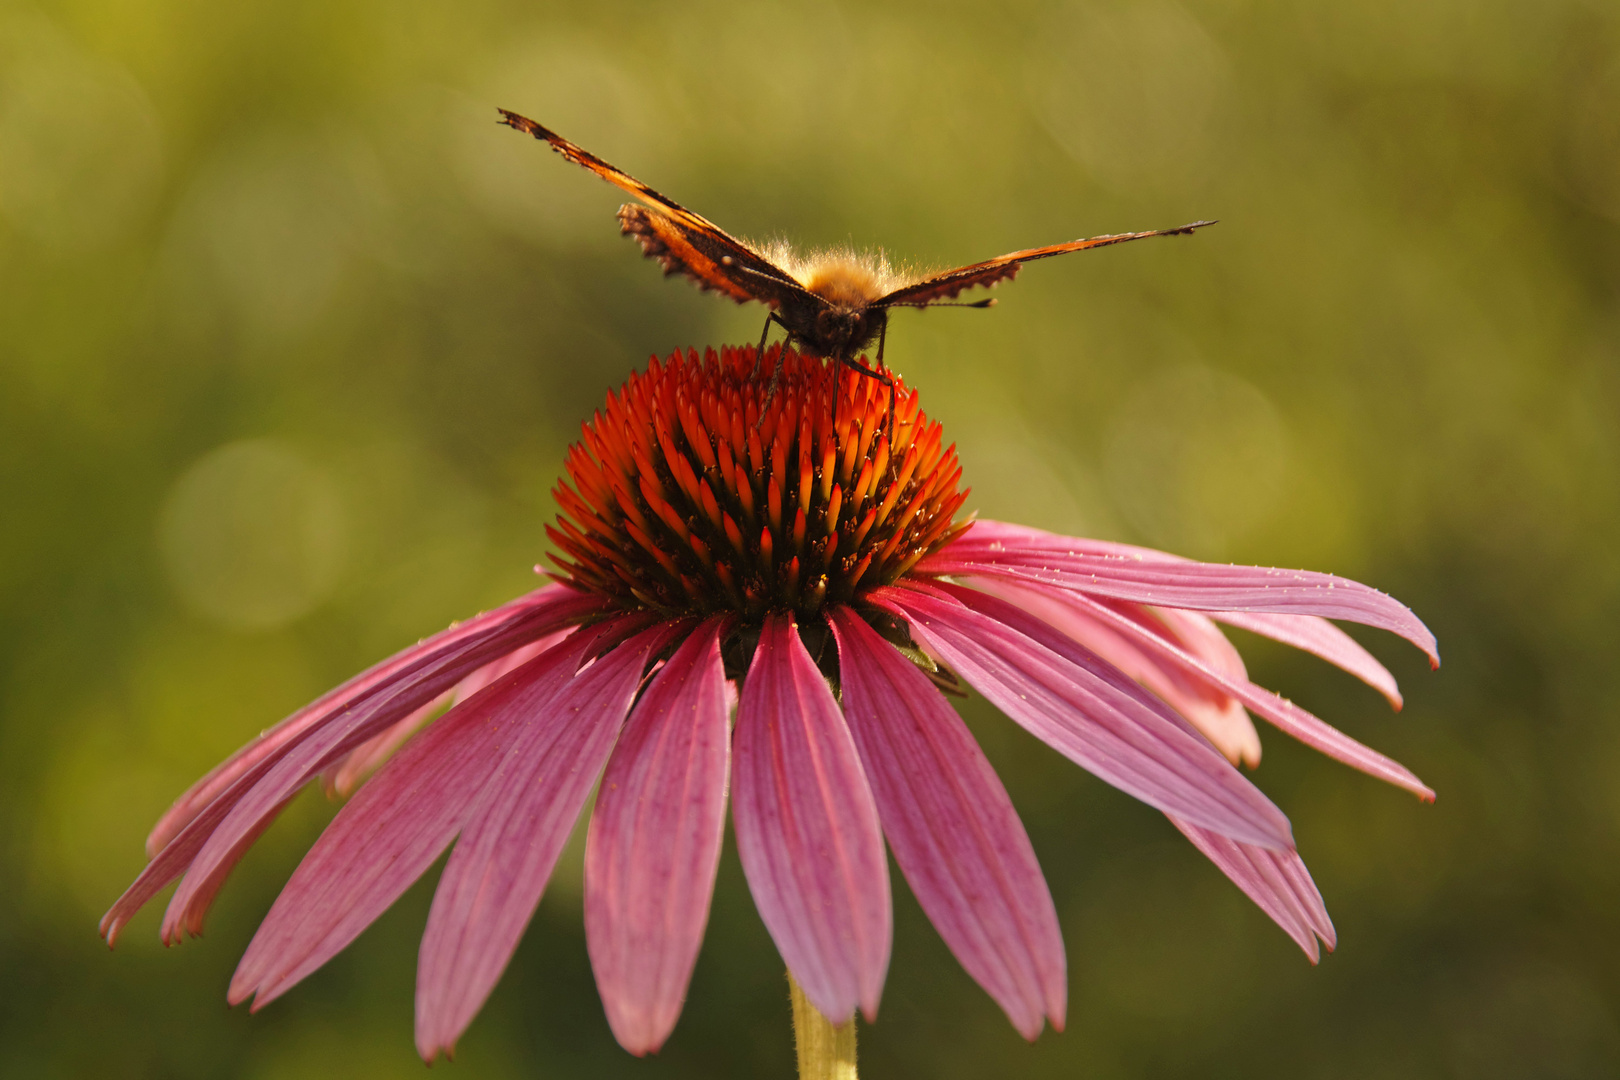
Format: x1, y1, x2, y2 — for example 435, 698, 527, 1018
617, 204, 816, 307
498, 109, 812, 308
877, 221, 1216, 307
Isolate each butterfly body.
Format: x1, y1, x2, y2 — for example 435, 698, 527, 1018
774, 261, 889, 362
615, 199, 894, 362
498, 108, 1212, 378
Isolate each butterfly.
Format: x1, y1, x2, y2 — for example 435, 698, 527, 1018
498, 108, 1213, 416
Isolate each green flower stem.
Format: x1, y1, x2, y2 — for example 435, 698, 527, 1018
789, 971, 858, 1080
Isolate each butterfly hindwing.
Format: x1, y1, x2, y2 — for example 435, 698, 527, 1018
619, 204, 809, 307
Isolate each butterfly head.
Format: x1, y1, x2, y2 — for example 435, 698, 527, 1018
807, 303, 883, 359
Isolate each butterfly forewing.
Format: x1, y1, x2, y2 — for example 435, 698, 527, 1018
877, 223, 1216, 308
498, 109, 808, 308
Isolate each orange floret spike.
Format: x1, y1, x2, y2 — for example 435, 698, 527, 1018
698, 479, 724, 533
818, 438, 837, 504
688, 532, 715, 571
722, 511, 746, 561
852, 457, 876, 510
839, 413, 860, 487
679, 393, 717, 472
824, 483, 844, 536
767, 475, 784, 537
747, 424, 766, 478
851, 506, 878, 550
871, 433, 891, 488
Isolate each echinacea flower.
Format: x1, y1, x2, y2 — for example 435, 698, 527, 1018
104, 345, 1437, 1061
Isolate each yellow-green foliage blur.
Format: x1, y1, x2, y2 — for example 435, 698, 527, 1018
4, 1, 1618, 1077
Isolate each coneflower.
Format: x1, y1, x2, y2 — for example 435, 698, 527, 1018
104, 345, 1436, 1067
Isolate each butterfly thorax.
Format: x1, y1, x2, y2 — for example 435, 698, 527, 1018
799, 257, 889, 307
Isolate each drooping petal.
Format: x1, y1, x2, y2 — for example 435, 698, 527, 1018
585, 615, 733, 1056
974, 578, 1434, 800
1148, 607, 1263, 765
229, 627, 602, 1010
320, 694, 448, 800
731, 612, 892, 1026
947, 522, 1410, 703
1168, 816, 1336, 962
322, 631, 570, 799
147, 590, 608, 948
1211, 610, 1403, 709
922, 520, 1439, 667
146, 584, 589, 856
828, 606, 1065, 1040
414, 618, 686, 1063
99, 587, 606, 947
974, 576, 1263, 769
1152, 607, 1247, 681
871, 581, 1293, 850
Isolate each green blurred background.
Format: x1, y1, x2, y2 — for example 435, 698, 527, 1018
4, 0, 1619, 1076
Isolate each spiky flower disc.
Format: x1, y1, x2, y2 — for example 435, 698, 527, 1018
548, 345, 972, 618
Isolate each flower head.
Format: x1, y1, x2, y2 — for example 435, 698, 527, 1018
104, 345, 1438, 1059
549, 344, 969, 618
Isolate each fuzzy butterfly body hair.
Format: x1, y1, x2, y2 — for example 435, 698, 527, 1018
497, 108, 1213, 407
759, 242, 918, 306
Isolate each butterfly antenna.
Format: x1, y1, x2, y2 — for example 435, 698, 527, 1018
877, 298, 998, 311
719, 256, 817, 298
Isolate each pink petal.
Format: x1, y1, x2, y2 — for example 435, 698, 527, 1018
323, 631, 571, 800
975, 578, 1435, 800
974, 578, 1263, 769
585, 615, 733, 1056
870, 581, 1293, 850
145, 584, 588, 856
320, 695, 448, 800
1211, 610, 1403, 709
413, 618, 686, 1063
953, 524, 1418, 706
1147, 607, 1263, 766
101, 770, 287, 947
828, 606, 1066, 1040
1152, 607, 1247, 681
731, 612, 892, 1026
108, 586, 599, 949
229, 628, 601, 1010
922, 520, 1439, 667
141, 588, 608, 947
950, 520, 1182, 563
1168, 816, 1336, 962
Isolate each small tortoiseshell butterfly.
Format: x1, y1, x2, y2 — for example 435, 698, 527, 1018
498, 109, 1213, 408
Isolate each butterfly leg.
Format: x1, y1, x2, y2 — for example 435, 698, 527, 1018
757, 316, 796, 428
839, 356, 897, 437
754, 313, 775, 378
754, 311, 791, 383
873, 322, 895, 433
